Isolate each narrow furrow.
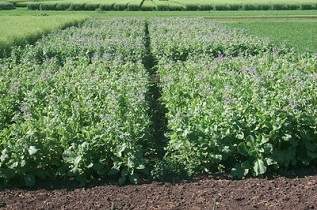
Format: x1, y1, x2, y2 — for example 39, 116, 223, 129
143, 21, 168, 159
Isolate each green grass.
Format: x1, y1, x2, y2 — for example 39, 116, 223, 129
227, 20, 317, 53
0, 15, 87, 56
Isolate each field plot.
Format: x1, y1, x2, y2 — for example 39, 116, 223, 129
149, 18, 317, 179
0, 18, 156, 186
0, 15, 86, 57
1, 17, 317, 188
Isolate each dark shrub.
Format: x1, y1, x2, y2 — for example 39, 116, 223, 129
257, 4, 272, 10
214, 4, 230, 11
141, 4, 156, 11
68, 3, 85, 10
301, 4, 314, 10
99, 3, 113, 11
27, 2, 40, 10
274, 4, 300, 10
243, 4, 258, 10
227, 4, 241, 10
0, 2, 15, 9
168, 4, 183, 11
185, 4, 199, 11
113, 3, 127, 10
199, 4, 213, 11
127, 3, 139, 11
272, 4, 287, 10
40, 3, 57, 10
55, 3, 71, 10
83, 3, 99, 10
157, 4, 169, 11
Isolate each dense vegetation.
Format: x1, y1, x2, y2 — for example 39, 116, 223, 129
149, 18, 317, 179
0, 19, 153, 186
0, 2, 15, 9
1, 17, 316, 186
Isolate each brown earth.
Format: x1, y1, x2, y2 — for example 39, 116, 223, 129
1, 174, 317, 210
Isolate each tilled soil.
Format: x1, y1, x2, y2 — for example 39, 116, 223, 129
1, 175, 317, 210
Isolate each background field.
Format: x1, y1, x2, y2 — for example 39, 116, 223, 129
0, 15, 86, 56
229, 20, 317, 52
1, 8, 316, 54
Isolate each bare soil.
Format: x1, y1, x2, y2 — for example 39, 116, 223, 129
1, 173, 317, 210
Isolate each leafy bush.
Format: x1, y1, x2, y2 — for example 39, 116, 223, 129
184, 4, 199, 11
156, 3, 170, 11
39, 3, 57, 10
243, 4, 271, 10
198, 4, 213, 11
301, 3, 317, 10
68, 3, 85, 11
168, 4, 183, 11
83, 3, 100, 11
127, 3, 140, 11
27, 2, 40, 10
0, 2, 15, 10
214, 4, 230, 11
227, 4, 242, 10
113, 3, 128, 11
271, 4, 300, 10
99, 3, 113, 11
55, 3, 71, 10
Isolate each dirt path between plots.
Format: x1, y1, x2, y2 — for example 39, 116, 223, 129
1, 175, 317, 210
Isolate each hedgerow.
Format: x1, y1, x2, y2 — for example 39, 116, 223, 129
0, 2, 15, 10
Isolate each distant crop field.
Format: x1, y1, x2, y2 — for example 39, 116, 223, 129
0, 15, 86, 56
228, 20, 317, 53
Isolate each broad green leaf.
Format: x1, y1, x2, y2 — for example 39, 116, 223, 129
253, 159, 266, 176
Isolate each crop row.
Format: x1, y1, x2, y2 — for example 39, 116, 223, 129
0, 19, 154, 186
149, 18, 317, 178
157, 55, 317, 178
9, 18, 145, 65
